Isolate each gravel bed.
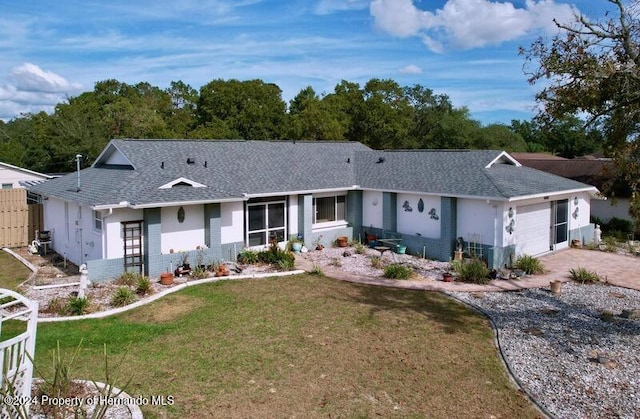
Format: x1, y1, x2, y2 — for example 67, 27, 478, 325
449, 283, 640, 419
299, 245, 451, 280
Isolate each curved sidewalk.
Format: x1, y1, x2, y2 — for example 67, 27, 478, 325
296, 248, 640, 292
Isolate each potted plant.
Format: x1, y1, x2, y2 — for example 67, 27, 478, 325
442, 271, 453, 282
174, 253, 192, 277
289, 238, 303, 253
396, 244, 407, 254
160, 272, 174, 285
336, 236, 349, 247
313, 235, 324, 251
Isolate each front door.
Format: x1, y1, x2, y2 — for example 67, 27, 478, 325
552, 199, 569, 250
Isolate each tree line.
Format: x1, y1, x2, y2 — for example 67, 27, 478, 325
0, 77, 601, 173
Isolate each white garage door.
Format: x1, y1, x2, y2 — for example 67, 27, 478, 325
516, 203, 551, 256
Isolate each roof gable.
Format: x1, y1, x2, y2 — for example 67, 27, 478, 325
159, 177, 207, 189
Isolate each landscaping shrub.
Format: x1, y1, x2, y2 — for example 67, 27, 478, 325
514, 254, 545, 275
569, 267, 601, 283
135, 276, 152, 295
238, 249, 259, 264
309, 264, 323, 275
353, 241, 366, 254
111, 287, 137, 307
383, 264, 413, 279
44, 296, 67, 315
115, 271, 141, 286
453, 258, 490, 284
370, 256, 382, 268
277, 258, 295, 271
602, 236, 619, 253
66, 296, 89, 316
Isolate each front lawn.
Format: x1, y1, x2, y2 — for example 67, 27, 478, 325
31, 274, 538, 418
0, 249, 32, 290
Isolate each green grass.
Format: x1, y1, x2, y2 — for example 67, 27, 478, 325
0, 250, 32, 291
22, 275, 538, 418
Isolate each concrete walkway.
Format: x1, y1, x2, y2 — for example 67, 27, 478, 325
295, 248, 640, 292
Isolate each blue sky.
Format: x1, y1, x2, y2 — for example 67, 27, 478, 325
0, 0, 611, 124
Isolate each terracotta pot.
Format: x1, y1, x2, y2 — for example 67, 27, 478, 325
442, 273, 453, 282
550, 280, 562, 294
160, 272, 174, 285
337, 236, 348, 247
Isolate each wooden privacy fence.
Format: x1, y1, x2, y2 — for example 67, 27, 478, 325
0, 189, 43, 248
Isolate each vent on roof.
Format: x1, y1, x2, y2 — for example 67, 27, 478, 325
187, 158, 195, 164
159, 177, 207, 189
376, 157, 385, 164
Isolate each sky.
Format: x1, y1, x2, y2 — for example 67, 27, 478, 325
0, 0, 614, 125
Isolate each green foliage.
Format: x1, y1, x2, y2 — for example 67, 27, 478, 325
309, 264, 324, 275
383, 264, 413, 279
452, 259, 490, 284
514, 254, 545, 275
255, 241, 296, 268
569, 267, 601, 283
135, 276, 152, 295
44, 297, 68, 315
191, 265, 209, 279
238, 249, 259, 264
115, 271, 142, 286
370, 256, 382, 268
66, 296, 89, 316
353, 241, 366, 254
602, 236, 619, 253
111, 287, 137, 307
30, 340, 132, 419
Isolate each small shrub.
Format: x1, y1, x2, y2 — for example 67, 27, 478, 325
135, 276, 152, 295
44, 296, 67, 315
277, 258, 295, 271
569, 267, 601, 283
191, 265, 209, 279
115, 271, 140, 286
238, 249, 259, 264
111, 287, 137, 307
602, 236, 619, 253
453, 258, 490, 284
370, 256, 382, 268
514, 254, 545, 275
66, 296, 89, 316
383, 263, 413, 279
330, 257, 342, 267
309, 264, 323, 275
353, 241, 366, 254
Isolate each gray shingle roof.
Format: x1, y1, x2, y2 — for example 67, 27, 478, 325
356, 149, 594, 199
29, 140, 597, 208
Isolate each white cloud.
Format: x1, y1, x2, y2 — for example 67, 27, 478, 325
370, 0, 576, 51
399, 64, 422, 74
0, 64, 83, 120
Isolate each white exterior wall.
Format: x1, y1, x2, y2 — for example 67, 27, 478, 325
161, 205, 205, 253
396, 193, 440, 239
42, 198, 102, 266
0, 165, 49, 188
591, 197, 632, 223
288, 195, 299, 237
457, 199, 497, 246
221, 201, 244, 244
102, 207, 144, 259
362, 191, 383, 229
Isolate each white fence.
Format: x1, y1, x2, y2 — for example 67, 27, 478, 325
0, 288, 38, 417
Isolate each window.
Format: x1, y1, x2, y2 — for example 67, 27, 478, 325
93, 210, 103, 232
246, 200, 286, 246
313, 195, 346, 224
1, 183, 12, 189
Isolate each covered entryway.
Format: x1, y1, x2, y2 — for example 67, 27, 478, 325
516, 202, 551, 256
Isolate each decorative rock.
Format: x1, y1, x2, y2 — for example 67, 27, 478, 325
620, 309, 640, 319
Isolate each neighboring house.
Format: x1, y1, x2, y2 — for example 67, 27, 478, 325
0, 162, 53, 190
29, 140, 599, 281
511, 153, 632, 224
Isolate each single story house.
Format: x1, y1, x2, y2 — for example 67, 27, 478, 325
29, 140, 599, 281
0, 161, 53, 190
511, 153, 632, 224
